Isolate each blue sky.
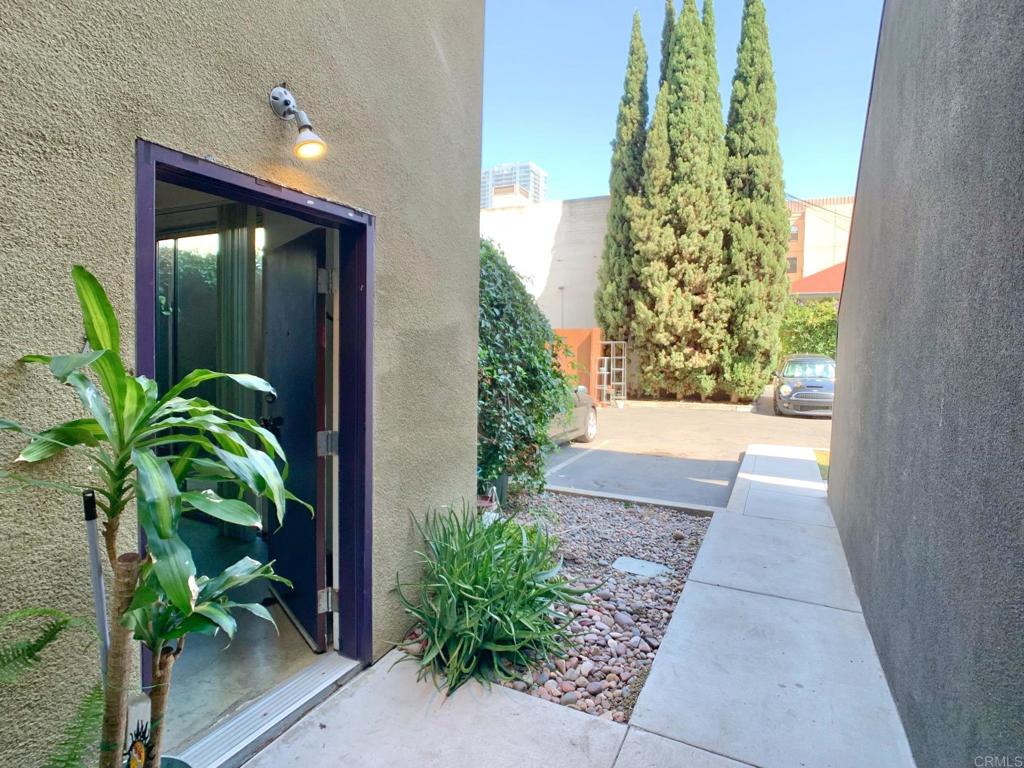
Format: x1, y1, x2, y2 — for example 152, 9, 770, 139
482, 0, 883, 201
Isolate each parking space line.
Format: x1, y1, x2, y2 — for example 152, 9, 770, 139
545, 439, 609, 476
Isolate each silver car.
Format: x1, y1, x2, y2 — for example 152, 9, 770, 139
549, 385, 598, 443
772, 354, 835, 417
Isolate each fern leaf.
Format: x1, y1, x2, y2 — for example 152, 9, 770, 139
40, 681, 104, 768
0, 616, 71, 683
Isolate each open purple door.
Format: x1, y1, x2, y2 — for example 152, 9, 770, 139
262, 227, 328, 651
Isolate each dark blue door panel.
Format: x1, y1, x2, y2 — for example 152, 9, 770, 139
263, 228, 327, 650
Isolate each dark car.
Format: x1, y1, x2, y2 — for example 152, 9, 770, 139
549, 385, 598, 443
772, 354, 835, 417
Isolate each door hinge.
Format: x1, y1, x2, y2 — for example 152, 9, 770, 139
317, 267, 332, 295
317, 587, 339, 614
316, 430, 339, 456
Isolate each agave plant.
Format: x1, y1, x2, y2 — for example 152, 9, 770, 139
1, 266, 308, 768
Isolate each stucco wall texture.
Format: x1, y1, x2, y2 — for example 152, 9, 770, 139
829, 1, 1023, 766
0, 1, 483, 762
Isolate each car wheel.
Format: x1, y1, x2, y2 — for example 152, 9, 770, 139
575, 409, 598, 443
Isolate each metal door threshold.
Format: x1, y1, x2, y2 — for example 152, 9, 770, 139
176, 652, 363, 768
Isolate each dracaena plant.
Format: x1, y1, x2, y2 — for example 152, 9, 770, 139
0, 266, 309, 768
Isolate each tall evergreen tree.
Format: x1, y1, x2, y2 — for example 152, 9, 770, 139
702, 0, 723, 125
631, 0, 731, 399
721, 0, 790, 400
660, 0, 675, 87
595, 12, 648, 341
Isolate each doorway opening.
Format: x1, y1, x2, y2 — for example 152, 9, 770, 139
135, 142, 373, 753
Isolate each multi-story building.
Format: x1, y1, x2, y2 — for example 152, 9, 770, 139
785, 195, 854, 282
480, 161, 549, 208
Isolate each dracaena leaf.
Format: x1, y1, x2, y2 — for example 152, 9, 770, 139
71, 266, 120, 356
16, 419, 104, 462
71, 267, 128, 425
140, 527, 196, 615
181, 490, 261, 529
198, 556, 291, 602
133, 449, 181, 539
157, 370, 275, 410
226, 601, 277, 629
193, 603, 237, 639
63, 371, 115, 440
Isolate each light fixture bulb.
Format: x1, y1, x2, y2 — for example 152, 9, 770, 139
293, 126, 327, 159
270, 86, 327, 161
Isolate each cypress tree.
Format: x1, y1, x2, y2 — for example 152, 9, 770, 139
595, 12, 648, 342
702, 0, 723, 127
721, 0, 790, 401
631, 0, 731, 399
659, 0, 675, 87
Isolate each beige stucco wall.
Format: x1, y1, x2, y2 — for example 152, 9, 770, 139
0, 2, 483, 763
480, 196, 610, 330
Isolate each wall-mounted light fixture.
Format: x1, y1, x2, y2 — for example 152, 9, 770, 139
269, 84, 327, 160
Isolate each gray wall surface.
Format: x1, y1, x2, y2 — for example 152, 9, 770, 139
0, 2, 482, 763
830, 1, 1024, 766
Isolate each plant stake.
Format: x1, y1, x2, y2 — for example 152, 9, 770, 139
83, 489, 110, 678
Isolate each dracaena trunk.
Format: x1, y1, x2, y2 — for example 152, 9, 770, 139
99, 553, 141, 768
145, 647, 177, 768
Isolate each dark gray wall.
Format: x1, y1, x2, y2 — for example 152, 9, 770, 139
830, 1, 1024, 766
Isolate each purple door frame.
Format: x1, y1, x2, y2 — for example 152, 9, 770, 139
135, 139, 375, 670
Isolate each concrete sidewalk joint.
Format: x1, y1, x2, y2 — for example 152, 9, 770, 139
629, 444, 916, 768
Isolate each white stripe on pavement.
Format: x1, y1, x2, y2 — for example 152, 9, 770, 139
545, 439, 609, 476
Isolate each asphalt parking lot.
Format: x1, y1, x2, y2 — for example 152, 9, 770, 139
543, 398, 832, 510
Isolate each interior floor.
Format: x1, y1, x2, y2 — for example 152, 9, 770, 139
164, 518, 315, 754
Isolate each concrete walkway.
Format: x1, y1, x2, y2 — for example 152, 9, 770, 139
544, 402, 831, 511
245, 444, 914, 768
630, 444, 916, 767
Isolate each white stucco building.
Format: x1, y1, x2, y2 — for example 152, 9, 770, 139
480, 196, 609, 329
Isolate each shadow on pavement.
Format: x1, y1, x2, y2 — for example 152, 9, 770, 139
545, 447, 739, 508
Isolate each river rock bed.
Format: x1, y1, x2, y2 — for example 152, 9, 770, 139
504, 490, 710, 722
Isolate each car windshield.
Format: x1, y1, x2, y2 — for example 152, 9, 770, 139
783, 360, 835, 379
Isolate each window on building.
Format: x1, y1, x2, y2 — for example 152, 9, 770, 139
786, 257, 798, 273
789, 224, 799, 241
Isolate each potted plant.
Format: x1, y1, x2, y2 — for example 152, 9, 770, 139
1, 266, 308, 768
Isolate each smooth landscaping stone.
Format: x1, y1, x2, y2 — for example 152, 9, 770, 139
614, 729, 749, 768
611, 556, 671, 577
631, 581, 915, 768
689, 508, 860, 611
244, 650, 627, 768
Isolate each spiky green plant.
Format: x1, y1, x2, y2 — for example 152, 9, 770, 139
0, 266, 306, 767
397, 504, 580, 694
0, 608, 103, 768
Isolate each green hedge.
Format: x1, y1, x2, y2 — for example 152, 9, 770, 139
779, 298, 838, 358
477, 240, 572, 491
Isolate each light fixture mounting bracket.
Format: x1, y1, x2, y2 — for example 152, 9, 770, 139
269, 85, 297, 120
